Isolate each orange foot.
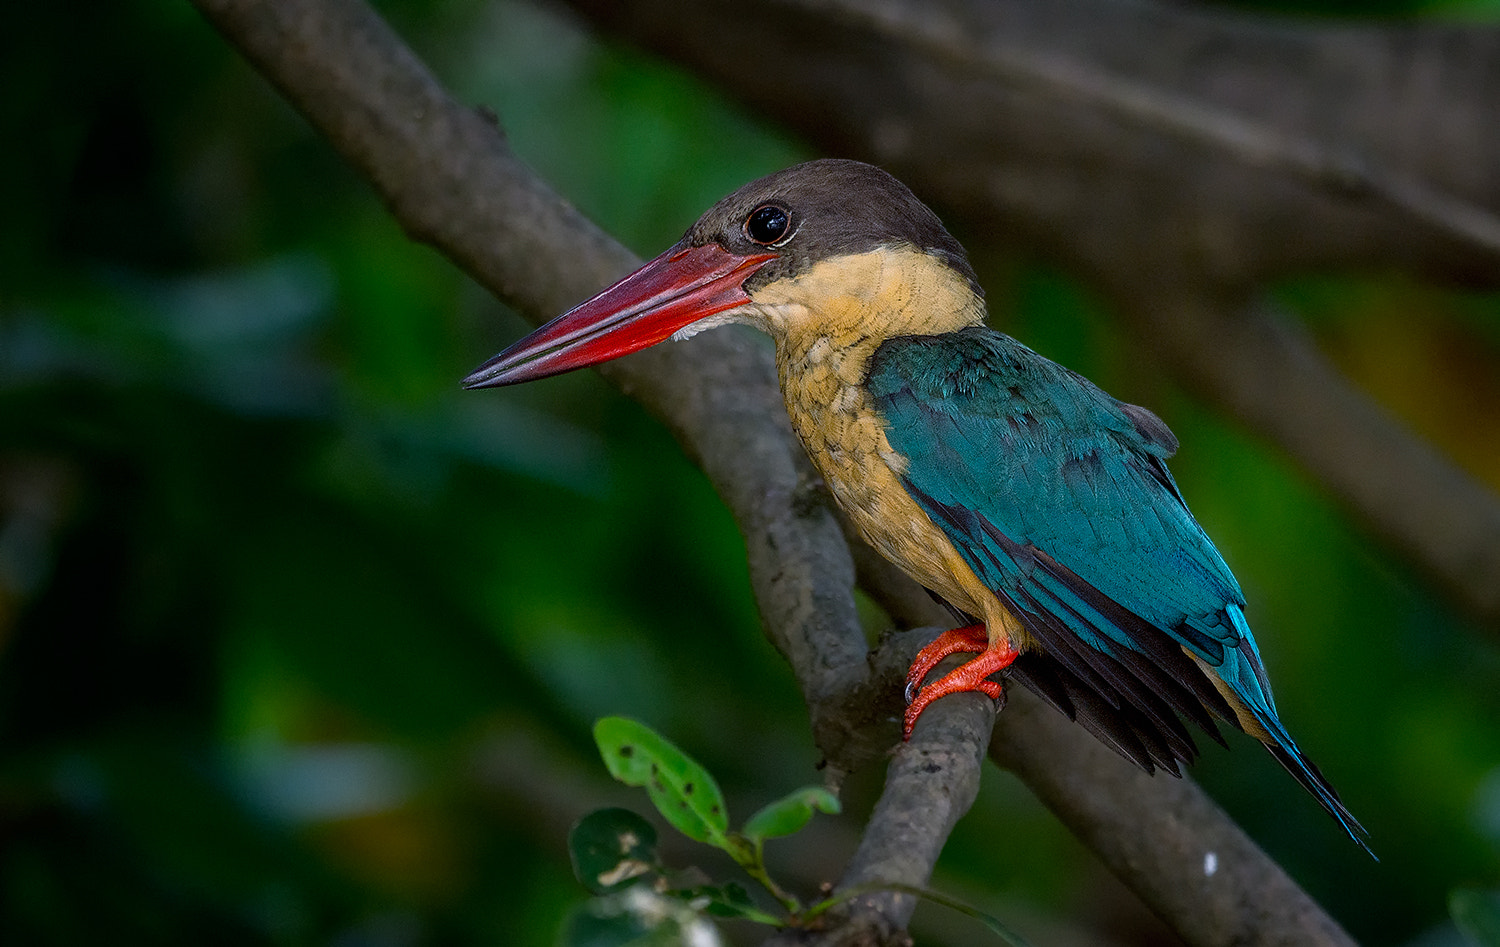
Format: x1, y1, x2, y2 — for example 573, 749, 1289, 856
903, 624, 1018, 740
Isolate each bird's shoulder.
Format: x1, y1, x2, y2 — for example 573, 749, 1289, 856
865, 326, 1177, 460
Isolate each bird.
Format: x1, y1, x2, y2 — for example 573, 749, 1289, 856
464, 158, 1369, 853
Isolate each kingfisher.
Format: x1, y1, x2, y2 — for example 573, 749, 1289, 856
464, 159, 1368, 852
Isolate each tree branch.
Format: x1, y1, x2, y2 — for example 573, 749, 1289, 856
191, 0, 1355, 942
794, 0, 1500, 261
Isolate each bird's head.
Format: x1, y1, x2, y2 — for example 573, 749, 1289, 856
463, 159, 983, 388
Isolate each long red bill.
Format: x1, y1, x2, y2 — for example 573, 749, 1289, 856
463, 242, 777, 388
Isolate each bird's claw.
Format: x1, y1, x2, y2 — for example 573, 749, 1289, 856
902, 628, 1018, 740
904, 623, 989, 700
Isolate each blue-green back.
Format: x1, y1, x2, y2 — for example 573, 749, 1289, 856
866, 327, 1273, 713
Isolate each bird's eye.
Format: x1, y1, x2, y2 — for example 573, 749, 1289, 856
744, 204, 792, 245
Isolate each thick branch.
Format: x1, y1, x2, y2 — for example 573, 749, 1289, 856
794, 0, 1500, 263
562, 0, 1500, 628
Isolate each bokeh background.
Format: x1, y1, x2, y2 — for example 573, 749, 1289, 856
4, 0, 1500, 944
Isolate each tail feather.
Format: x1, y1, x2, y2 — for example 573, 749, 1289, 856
1254, 709, 1374, 858
1190, 609, 1374, 857
1211, 663, 1374, 857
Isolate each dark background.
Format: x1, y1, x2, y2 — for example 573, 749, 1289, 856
3, 0, 1499, 944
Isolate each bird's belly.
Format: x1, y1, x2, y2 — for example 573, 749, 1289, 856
780, 366, 1009, 634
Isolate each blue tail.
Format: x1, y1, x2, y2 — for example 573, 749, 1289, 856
1218, 608, 1374, 858
1256, 710, 1373, 858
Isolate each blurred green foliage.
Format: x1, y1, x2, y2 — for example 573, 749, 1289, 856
3, 1, 1499, 945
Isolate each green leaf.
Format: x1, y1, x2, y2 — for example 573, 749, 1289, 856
593, 717, 730, 846
742, 786, 840, 843
569, 808, 659, 895
1453, 889, 1500, 947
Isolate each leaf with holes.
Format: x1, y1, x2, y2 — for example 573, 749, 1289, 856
593, 717, 730, 847
568, 807, 659, 894
742, 786, 840, 844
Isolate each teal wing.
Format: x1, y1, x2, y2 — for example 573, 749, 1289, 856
867, 328, 1367, 849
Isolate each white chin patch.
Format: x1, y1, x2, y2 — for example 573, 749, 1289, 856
671, 312, 742, 343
